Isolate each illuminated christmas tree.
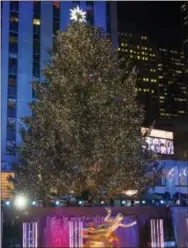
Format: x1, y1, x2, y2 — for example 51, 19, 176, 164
16, 7, 161, 201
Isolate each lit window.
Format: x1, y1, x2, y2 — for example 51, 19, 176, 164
145, 57, 148, 61
175, 98, 186, 102
10, 16, 19, 22
178, 110, 185, 114
33, 18, 40, 25
130, 50, 133, 53
9, 37, 17, 43
137, 46, 140, 49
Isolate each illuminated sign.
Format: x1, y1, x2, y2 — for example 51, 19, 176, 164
141, 127, 174, 155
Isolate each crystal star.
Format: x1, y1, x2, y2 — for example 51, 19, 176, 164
70, 6, 86, 23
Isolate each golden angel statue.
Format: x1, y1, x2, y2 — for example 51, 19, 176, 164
82, 207, 137, 248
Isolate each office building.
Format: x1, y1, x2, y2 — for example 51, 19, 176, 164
118, 33, 159, 125
1, 1, 117, 195
118, 33, 187, 124
158, 49, 186, 119
181, 2, 188, 76
181, 2, 188, 117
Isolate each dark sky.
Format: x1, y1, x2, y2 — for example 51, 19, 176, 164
117, 1, 183, 50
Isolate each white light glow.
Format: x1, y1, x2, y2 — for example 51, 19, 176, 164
14, 195, 28, 210
5, 200, 10, 206
183, 169, 188, 176
176, 200, 180, 205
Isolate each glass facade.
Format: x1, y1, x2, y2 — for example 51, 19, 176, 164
6, 1, 19, 154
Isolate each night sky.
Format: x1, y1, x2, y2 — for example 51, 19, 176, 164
117, 1, 183, 50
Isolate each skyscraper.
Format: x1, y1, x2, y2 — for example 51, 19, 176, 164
118, 33, 159, 125
1, 1, 117, 173
181, 2, 188, 76
118, 33, 186, 125
158, 49, 186, 119
181, 2, 188, 117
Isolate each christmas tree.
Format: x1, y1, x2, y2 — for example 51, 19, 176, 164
16, 7, 161, 201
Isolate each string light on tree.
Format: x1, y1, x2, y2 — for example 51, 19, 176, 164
123, 190, 138, 196
70, 6, 86, 23
15, 16, 161, 201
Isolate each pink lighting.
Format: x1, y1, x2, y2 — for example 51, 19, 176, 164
47, 216, 138, 247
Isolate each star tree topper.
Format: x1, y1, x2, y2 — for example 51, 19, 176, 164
70, 6, 86, 23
